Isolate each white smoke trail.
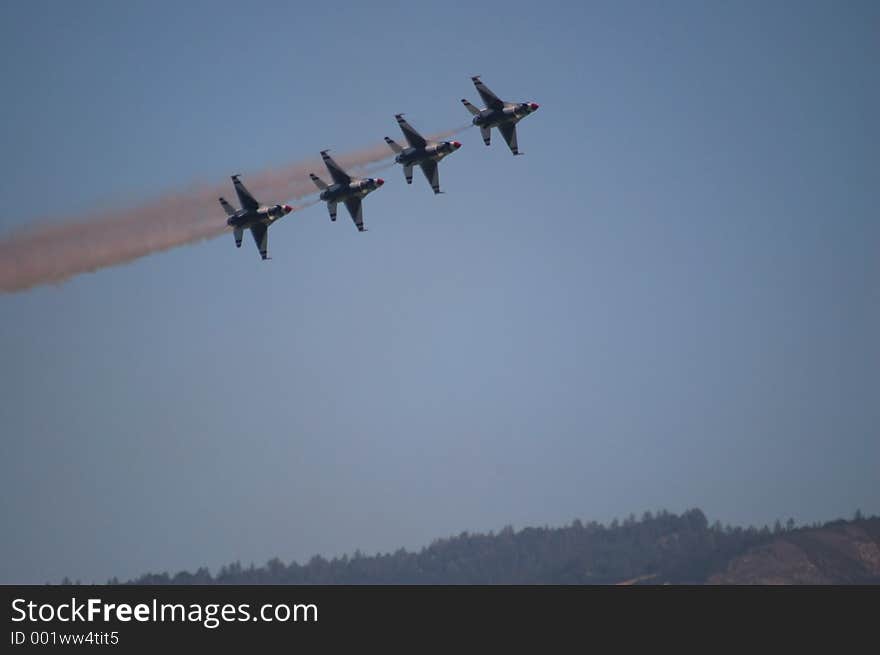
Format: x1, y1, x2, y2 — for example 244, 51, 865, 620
0, 125, 471, 294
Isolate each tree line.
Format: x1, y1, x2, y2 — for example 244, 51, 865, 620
106, 507, 874, 585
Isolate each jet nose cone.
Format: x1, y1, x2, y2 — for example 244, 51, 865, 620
376, 178, 384, 187
452, 141, 462, 149
283, 204, 294, 214
529, 102, 539, 111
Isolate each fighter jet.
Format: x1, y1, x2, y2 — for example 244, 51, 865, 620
219, 175, 293, 260
309, 151, 384, 232
461, 76, 539, 155
384, 114, 461, 194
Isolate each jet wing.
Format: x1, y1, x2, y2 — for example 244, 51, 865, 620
249, 223, 269, 260
219, 197, 236, 216
321, 150, 351, 185
419, 160, 440, 194
232, 176, 259, 212
472, 76, 504, 110
497, 122, 520, 155
343, 197, 365, 232
395, 114, 427, 149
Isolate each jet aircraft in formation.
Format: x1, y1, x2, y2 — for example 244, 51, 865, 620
221, 76, 538, 258
461, 75, 539, 155
310, 151, 384, 232
384, 114, 461, 194
219, 175, 293, 260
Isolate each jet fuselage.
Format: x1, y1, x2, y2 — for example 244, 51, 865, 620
472, 102, 539, 129
395, 141, 461, 166
319, 178, 384, 203
226, 204, 291, 229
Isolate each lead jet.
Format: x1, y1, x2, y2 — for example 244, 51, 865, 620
310, 151, 384, 232
461, 76, 539, 156
219, 175, 293, 260
384, 114, 461, 194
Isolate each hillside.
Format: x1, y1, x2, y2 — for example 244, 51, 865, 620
119, 510, 880, 585
708, 517, 880, 584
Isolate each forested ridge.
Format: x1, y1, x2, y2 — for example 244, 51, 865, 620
99, 508, 878, 585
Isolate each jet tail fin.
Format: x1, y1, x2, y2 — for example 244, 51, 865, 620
461, 98, 480, 115
219, 197, 236, 216
384, 136, 403, 154
309, 173, 328, 190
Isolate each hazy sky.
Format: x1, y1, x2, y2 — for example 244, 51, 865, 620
1, 0, 877, 584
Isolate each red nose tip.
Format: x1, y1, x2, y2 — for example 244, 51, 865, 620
452, 141, 461, 149
530, 103, 539, 110
376, 178, 384, 186
283, 204, 293, 213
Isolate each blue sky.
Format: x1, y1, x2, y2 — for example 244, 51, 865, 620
1, 0, 877, 583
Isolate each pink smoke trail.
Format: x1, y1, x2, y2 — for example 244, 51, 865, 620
0, 125, 471, 294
